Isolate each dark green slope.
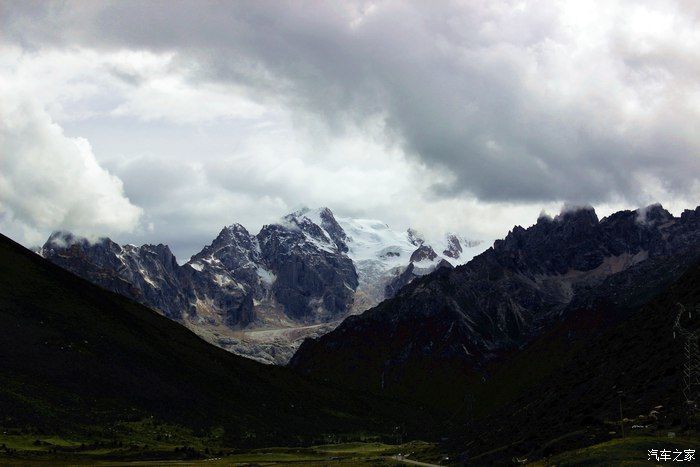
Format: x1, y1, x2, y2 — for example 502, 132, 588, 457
287, 215, 700, 462
453, 257, 700, 463
291, 207, 700, 416
0, 233, 416, 445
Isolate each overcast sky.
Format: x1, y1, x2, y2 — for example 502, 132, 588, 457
1, 0, 699, 261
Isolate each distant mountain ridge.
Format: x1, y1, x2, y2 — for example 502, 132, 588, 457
0, 232, 423, 446
40, 207, 481, 364
290, 204, 700, 405
20, 203, 700, 463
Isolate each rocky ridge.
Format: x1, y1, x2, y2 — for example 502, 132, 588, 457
290, 204, 700, 401
40, 207, 480, 364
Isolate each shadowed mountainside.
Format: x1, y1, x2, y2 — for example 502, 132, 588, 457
0, 232, 433, 446
452, 254, 700, 463
291, 205, 700, 408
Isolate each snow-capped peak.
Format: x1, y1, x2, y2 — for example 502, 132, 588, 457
279, 207, 348, 253
407, 228, 425, 247
335, 216, 416, 269
335, 217, 482, 268
285, 206, 330, 225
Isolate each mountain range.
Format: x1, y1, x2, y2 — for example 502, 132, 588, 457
7, 202, 700, 463
291, 204, 700, 405
287, 203, 700, 461
39, 207, 482, 364
0, 232, 432, 450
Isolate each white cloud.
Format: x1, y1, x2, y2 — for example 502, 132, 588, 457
1, 2, 700, 257
0, 92, 142, 244
107, 54, 269, 124
0, 46, 269, 125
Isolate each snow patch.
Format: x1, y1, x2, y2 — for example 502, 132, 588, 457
214, 273, 242, 289
139, 268, 157, 287
256, 266, 276, 285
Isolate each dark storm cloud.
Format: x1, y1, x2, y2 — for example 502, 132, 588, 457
3, 0, 700, 205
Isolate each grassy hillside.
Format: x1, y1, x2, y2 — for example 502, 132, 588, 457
0, 233, 428, 452
530, 436, 700, 466
450, 255, 700, 463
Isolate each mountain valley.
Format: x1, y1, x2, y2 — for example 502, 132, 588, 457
6, 203, 700, 464
40, 207, 482, 364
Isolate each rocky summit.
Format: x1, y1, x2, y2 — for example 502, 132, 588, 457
40, 207, 481, 364
290, 204, 700, 405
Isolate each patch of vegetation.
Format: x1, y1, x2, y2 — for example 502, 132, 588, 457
531, 435, 700, 466
0, 424, 438, 465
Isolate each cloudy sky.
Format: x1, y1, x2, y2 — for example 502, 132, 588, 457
1, 0, 699, 261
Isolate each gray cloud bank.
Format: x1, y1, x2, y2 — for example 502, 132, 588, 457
4, 0, 699, 204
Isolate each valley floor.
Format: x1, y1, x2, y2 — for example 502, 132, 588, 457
0, 437, 444, 466
3, 435, 700, 465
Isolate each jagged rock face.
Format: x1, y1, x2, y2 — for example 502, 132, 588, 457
492, 205, 700, 275
281, 207, 349, 253
42, 232, 191, 319
118, 243, 193, 320
317, 207, 350, 253
409, 244, 437, 263
384, 263, 416, 299
186, 224, 263, 327
406, 228, 424, 246
442, 234, 463, 258
290, 204, 700, 396
190, 224, 261, 274
434, 259, 453, 271
258, 223, 357, 322
39, 208, 480, 364
383, 259, 453, 299
42, 232, 136, 299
